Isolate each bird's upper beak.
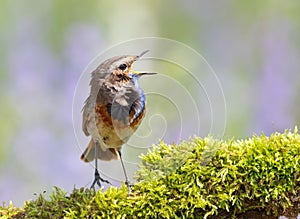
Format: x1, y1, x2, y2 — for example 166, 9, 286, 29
130, 50, 157, 76
137, 50, 150, 59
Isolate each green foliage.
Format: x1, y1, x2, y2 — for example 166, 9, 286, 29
1, 128, 300, 218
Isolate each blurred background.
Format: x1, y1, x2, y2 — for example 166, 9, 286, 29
0, 0, 300, 207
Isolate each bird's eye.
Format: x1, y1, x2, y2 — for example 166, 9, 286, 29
118, 63, 127, 71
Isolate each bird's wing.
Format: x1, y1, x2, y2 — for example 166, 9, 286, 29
81, 96, 90, 136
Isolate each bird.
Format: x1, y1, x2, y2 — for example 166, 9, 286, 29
80, 50, 156, 192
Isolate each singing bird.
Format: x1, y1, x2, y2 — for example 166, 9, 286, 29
81, 50, 155, 191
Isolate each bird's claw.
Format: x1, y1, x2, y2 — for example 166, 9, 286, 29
90, 169, 111, 189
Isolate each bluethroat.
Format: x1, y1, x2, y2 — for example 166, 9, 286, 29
81, 50, 156, 192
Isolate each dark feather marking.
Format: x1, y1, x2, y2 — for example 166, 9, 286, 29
129, 93, 145, 123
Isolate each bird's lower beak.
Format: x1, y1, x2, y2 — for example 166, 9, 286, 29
131, 68, 157, 76
133, 71, 157, 76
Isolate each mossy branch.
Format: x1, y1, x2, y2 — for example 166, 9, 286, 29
1, 128, 300, 219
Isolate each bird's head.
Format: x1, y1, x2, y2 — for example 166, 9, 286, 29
97, 50, 156, 83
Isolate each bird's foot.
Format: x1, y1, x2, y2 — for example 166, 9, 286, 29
90, 169, 111, 189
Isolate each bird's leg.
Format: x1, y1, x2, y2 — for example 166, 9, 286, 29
90, 142, 111, 189
118, 150, 131, 195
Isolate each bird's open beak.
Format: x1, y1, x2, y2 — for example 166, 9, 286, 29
130, 50, 157, 76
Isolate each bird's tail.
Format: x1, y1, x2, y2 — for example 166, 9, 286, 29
80, 140, 119, 162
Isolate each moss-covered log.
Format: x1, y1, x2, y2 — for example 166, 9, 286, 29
1, 128, 299, 218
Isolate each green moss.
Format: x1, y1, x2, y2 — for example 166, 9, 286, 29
1, 128, 300, 218
0, 202, 23, 219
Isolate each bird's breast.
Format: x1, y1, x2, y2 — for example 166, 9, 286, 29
95, 87, 146, 148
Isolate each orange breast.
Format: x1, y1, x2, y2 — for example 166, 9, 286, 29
95, 103, 145, 148
129, 106, 146, 130
95, 104, 113, 126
